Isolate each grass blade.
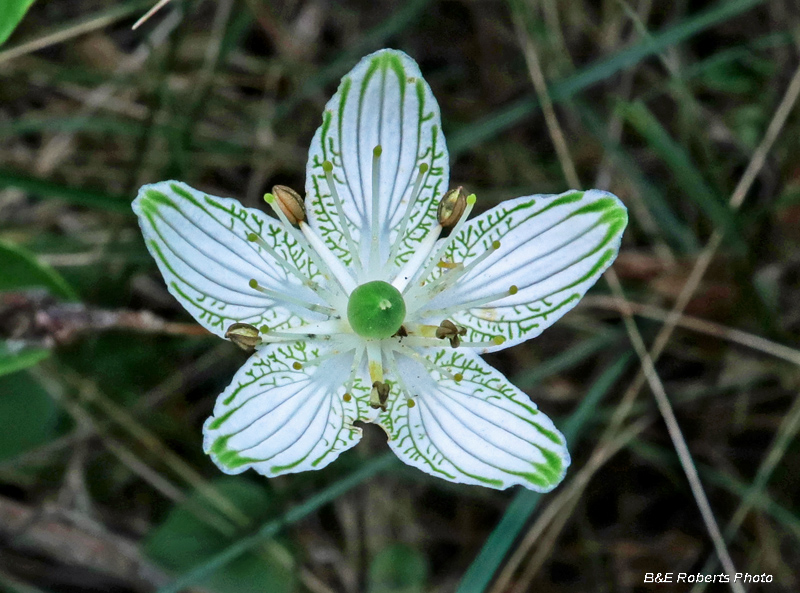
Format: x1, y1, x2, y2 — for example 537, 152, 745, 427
0, 169, 131, 213
156, 453, 397, 593
448, 0, 768, 156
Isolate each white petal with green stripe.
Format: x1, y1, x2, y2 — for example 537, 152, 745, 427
204, 341, 370, 477
379, 348, 569, 491
417, 190, 627, 352
133, 181, 327, 338
305, 49, 448, 271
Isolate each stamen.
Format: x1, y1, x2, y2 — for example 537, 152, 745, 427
391, 342, 459, 382
458, 336, 507, 349
369, 146, 382, 277
402, 323, 439, 338
246, 232, 339, 304
405, 194, 476, 294
299, 221, 358, 294
292, 361, 303, 370
256, 319, 347, 343
298, 348, 356, 369
370, 380, 390, 411
408, 240, 502, 311
366, 341, 384, 384
386, 350, 416, 407
435, 319, 467, 348
343, 347, 365, 401
248, 279, 336, 315
392, 222, 442, 292
322, 161, 363, 275
394, 333, 506, 351
265, 193, 352, 299
386, 163, 429, 266
418, 284, 518, 319
225, 322, 261, 351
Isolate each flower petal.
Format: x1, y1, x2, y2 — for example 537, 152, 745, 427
203, 342, 367, 477
305, 49, 449, 272
133, 181, 328, 338
379, 347, 569, 491
418, 190, 627, 351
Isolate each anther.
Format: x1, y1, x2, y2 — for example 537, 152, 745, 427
393, 325, 409, 338
343, 393, 352, 402
292, 361, 303, 370
370, 381, 390, 411
437, 186, 468, 227
492, 335, 506, 345
225, 322, 261, 351
435, 319, 467, 348
454, 373, 464, 382
272, 185, 306, 225
407, 398, 416, 408
509, 285, 518, 295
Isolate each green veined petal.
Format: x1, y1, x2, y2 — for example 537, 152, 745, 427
378, 347, 569, 491
418, 189, 628, 351
305, 49, 449, 271
203, 342, 369, 476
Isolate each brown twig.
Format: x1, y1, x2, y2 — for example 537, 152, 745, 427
0, 495, 169, 591
0, 290, 209, 348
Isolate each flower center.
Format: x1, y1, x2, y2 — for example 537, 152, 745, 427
347, 281, 406, 339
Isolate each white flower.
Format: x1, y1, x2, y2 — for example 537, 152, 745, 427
132, 49, 627, 491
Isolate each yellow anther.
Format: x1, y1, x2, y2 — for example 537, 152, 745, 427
491, 240, 501, 250
272, 185, 306, 225
370, 381, 390, 411
343, 393, 352, 402
407, 398, 416, 408
373, 145, 382, 157
454, 373, 464, 382
436, 320, 467, 348
249, 279, 259, 289
509, 285, 518, 295
292, 361, 303, 370
437, 186, 468, 227
322, 160, 333, 173
491, 335, 506, 345
225, 323, 261, 351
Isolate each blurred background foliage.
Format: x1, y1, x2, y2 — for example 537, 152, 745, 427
1, 0, 800, 591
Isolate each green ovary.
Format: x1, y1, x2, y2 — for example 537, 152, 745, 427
347, 281, 406, 339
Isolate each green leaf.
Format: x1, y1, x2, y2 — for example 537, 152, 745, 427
0, 369, 59, 461
144, 478, 296, 593
0, 0, 37, 46
368, 544, 428, 593
0, 343, 49, 377
0, 240, 77, 300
